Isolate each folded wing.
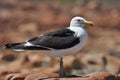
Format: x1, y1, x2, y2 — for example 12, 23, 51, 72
5, 29, 80, 50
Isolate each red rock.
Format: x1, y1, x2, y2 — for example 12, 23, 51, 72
0, 65, 20, 76
105, 54, 120, 74
79, 53, 120, 74
87, 72, 115, 80
25, 72, 59, 80
116, 74, 120, 80
1, 54, 16, 62
6, 73, 29, 80
25, 72, 98, 80
6, 72, 120, 80
6, 73, 17, 80
44, 77, 97, 80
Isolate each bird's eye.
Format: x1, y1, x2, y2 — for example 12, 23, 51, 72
77, 19, 80, 21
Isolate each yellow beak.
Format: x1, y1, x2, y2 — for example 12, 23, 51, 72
85, 21, 94, 26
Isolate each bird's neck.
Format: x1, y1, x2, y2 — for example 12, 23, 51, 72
68, 26, 87, 37
69, 25, 85, 31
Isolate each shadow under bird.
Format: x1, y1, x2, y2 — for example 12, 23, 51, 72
5, 16, 93, 77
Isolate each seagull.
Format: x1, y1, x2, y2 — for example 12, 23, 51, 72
5, 16, 93, 77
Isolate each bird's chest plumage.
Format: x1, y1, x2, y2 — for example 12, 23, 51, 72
71, 27, 88, 53
69, 27, 88, 44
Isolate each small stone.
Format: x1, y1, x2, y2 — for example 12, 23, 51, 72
1, 54, 16, 62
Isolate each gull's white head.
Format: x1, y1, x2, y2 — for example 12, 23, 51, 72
70, 16, 93, 27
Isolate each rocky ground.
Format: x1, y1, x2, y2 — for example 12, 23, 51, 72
0, 0, 120, 80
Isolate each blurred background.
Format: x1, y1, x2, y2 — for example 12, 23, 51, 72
0, 0, 120, 79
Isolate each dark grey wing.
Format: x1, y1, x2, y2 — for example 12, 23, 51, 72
43, 28, 75, 37
28, 29, 80, 50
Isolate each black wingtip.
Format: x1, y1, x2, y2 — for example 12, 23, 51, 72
4, 43, 12, 49
4, 43, 22, 49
